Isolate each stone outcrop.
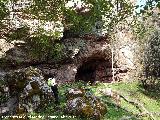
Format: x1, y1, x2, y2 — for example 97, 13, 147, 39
0, 39, 44, 68
0, 39, 14, 58
53, 36, 133, 83
31, 34, 136, 84
0, 67, 53, 116
62, 37, 111, 64
0, 34, 137, 84
0, 28, 138, 83
65, 88, 107, 120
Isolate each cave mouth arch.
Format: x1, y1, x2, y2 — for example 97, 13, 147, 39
75, 57, 113, 83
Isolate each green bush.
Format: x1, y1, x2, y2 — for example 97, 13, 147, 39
28, 35, 65, 62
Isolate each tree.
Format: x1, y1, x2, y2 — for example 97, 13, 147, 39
0, 0, 159, 63
133, 6, 160, 90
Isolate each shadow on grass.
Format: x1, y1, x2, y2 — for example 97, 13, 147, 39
138, 81, 160, 102
100, 96, 138, 120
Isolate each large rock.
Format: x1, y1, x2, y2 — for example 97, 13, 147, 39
0, 39, 50, 69
4, 66, 53, 115
0, 39, 14, 58
65, 88, 107, 120
0, 69, 10, 114
62, 38, 111, 64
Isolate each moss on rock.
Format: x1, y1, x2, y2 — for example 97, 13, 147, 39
66, 88, 107, 120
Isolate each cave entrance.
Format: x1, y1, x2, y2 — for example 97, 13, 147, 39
75, 58, 112, 83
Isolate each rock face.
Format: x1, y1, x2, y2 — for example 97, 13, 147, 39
0, 39, 14, 58
65, 88, 107, 120
0, 39, 40, 69
2, 67, 53, 115
35, 36, 136, 84
54, 37, 133, 83
0, 69, 9, 114
0, 34, 138, 84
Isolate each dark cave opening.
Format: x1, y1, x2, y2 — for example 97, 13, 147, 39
75, 58, 112, 83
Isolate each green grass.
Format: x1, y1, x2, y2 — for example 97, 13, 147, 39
26, 81, 160, 120
93, 81, 160, 120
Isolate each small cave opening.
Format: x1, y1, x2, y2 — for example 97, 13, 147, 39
75, 58, 114, 83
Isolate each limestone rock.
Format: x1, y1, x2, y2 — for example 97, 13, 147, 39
0, 39, 47, 68
4, 66, 53, 114
65, 88, 107, 120
0, 39, 14, 58
54, 64, 77, 84
66, 88, 85, 100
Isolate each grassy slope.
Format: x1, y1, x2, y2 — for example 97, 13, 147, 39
93, 82, 160, 120
28, 81, 160, 120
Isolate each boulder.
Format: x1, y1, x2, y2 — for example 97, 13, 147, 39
0, 39, 47, 68
0, 69, 10, 115
4, 66, 54, 115
65, 88, 107, 120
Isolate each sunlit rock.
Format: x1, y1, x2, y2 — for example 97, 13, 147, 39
4, 66, 53, 115
65, 88, 107, 120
